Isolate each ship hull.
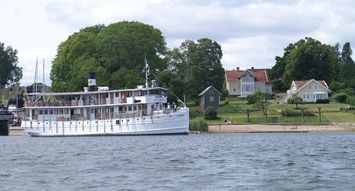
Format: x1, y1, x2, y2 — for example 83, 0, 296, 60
22, 108, 189, 137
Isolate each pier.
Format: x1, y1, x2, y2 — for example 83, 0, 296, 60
9, 126, 27, 136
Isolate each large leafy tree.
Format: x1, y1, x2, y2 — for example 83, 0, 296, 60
339, 42, 355, 89
270, 44, 295, 92
0, 42, 22, 86
50, 22, 167, 92
271, 37, 339, 88
171, 38, 224, 99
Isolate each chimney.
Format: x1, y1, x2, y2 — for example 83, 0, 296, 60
88, 72, 97, 91
251, 67, 254, 70
237, 67, 240, 71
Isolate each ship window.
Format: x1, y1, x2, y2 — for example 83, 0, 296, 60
39, 110, 43, 115
116, 120, 120, 125
128, 106, 132, 111
44, 110, 48, 115
59, 110, 63, 114
54, 110, 58, 115
49, 110, 53, 115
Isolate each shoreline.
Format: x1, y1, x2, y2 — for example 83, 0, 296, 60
6, 124, 354, 136
208, 124, 352, 133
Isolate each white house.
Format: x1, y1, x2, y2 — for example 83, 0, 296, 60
225, 67, 272, 97
286, 79, 330, 102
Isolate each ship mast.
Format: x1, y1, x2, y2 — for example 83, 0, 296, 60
34, 58, 38, 93
145, 54, 149, 88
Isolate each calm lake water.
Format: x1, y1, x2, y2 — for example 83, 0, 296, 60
1, 133, 355, 191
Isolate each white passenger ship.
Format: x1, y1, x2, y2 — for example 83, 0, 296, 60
21, 72, 189, 137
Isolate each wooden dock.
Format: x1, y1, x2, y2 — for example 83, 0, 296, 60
9, 125, 28, 136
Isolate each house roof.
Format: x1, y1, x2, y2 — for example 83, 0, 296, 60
292, 79, 330, 93
225, 68, 270, 83
198, 86, 221, 96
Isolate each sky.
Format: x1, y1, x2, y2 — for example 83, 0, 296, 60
1, 0, 355, 86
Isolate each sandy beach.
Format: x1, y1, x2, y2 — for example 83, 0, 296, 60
208, 124, 349, 133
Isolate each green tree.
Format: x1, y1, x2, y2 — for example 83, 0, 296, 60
172, 38, 225, 99
0, 42, 22, 86
50, 22, 167, 92
287, 96, 303, 109
248, 92, 271, 116
271, 37, 339, 88
339, 42, 355, 89
284, 38, 339, 85
155, 70, 184, 103
270, 44, 295, 91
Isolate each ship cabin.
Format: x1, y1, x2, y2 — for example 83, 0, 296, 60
23, 85, 171, 122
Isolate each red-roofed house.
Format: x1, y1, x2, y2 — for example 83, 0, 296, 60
286, 79, 330, 102
225, 67, 272, 97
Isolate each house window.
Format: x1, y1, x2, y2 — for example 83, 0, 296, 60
306, 94, 309, 99
316, 94, 325, 100
209, 96, 214, 102
245, 85, 253, 92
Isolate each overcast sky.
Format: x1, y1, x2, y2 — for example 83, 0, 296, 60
1, 0, 355, 86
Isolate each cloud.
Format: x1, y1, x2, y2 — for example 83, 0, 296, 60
3, 0, 354, 86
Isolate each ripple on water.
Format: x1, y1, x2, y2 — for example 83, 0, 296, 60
0, 133, 355, 190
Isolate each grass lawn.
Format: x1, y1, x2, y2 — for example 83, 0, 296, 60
323, 112, 355, 122
198, 97, 354, 125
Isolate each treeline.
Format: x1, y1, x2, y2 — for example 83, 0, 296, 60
50, 21, 225, 102
0, 42, 22, 86
270, 37, 355, 95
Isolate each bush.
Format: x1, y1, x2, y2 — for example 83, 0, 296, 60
189, 118, 208, 132
329, 81, 346, 93
287, 96, 303, 104
316, 99, 330, 104
189, 108, 202, 119
347, 96, 355, 109
342, 88, 355, 96
247, 92, 274, 104
281, 109, 315, 117
332, 93, 348, 103
204, 106, 218, 120
247, 94, 258, 104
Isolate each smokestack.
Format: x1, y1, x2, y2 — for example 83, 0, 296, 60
88, 72, 97, 91
251, 67, 254, 70
237, 67, 240, 71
